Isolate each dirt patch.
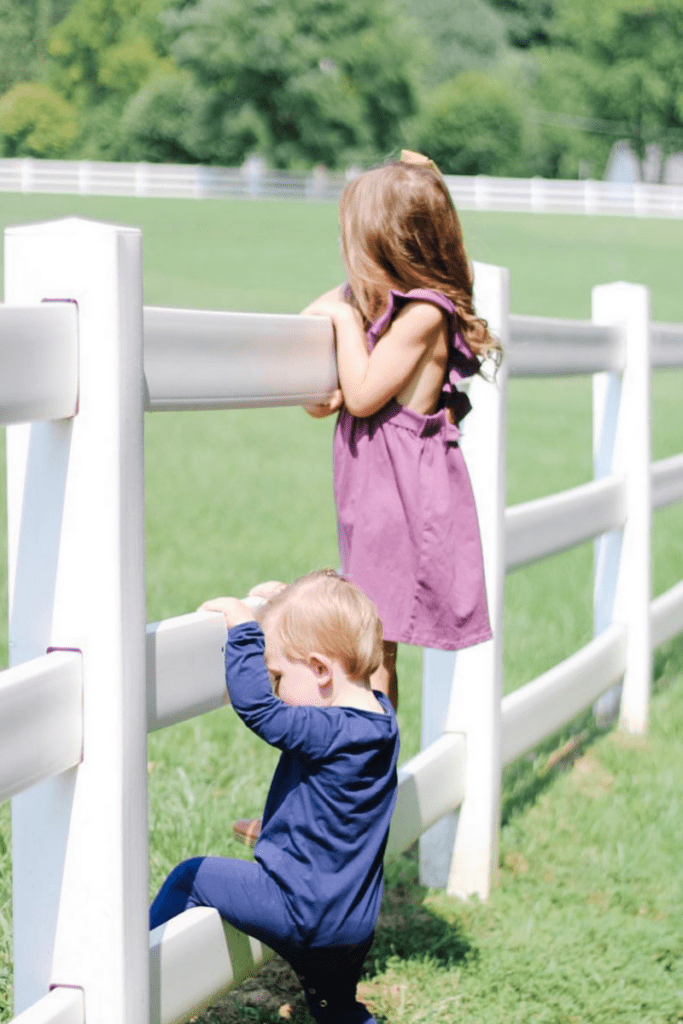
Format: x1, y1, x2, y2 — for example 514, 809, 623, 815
504, 852, 530, 875
571, 753, 615, 796
608, 729, 649, 751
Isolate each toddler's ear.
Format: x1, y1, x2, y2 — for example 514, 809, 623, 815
309, 654, 333, 684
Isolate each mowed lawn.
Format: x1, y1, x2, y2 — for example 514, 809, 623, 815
0, 192, 682, 1022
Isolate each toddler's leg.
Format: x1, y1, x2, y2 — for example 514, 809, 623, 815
150, 856, 294, 950
371, 640, 398, 710
287, 935, 376, 1024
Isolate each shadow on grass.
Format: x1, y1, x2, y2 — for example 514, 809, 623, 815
194, 846, 474, 1024
500, 706, 605, 827
371, 845, 474, 974
500, 633, 683, 828
653, 634, 683, 692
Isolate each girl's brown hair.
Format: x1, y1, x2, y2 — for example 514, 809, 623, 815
339, 160, 498, 359
259, 570, 383, 683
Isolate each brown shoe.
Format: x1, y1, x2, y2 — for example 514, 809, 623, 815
233, 818, 261, 847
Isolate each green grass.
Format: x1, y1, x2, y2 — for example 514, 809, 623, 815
0, 194, 682, 1021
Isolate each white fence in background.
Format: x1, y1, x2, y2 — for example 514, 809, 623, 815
3, 157, 683, 218
1, 216, 683, 1024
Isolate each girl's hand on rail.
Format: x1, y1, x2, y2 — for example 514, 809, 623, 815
302, 297, 360, 327
301, 283, 346, 311
303, 387, 343, 418
200, 597, 256, 629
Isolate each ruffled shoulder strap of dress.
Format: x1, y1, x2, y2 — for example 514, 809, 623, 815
368, 288, 454, 342
369, 289, 481, 380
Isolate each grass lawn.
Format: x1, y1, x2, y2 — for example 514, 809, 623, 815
0, 193, 682, 1021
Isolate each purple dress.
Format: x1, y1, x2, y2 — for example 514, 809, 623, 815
333, 288, 492, 650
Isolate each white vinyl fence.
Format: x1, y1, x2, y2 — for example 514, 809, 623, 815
1, 217, 683, 1024
3, 156, 683, 218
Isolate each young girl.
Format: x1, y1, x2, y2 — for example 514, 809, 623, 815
303, 151, 498, 708
151, 570, 399, 1024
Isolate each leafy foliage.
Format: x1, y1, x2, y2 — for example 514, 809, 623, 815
0, 82, 77, 158
415, 70, 524, 175
119, 71, 204, 162
48, 0, 173, 107
550, 0, 683, 158
395, 0, 509, 86
0, 0, 74, 93
523, 47, 614, 179
3, 0, 683, 175
487, 0, 556, 48
157, 0, 419, 168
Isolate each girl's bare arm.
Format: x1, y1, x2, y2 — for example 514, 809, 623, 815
305, 299, 445, 418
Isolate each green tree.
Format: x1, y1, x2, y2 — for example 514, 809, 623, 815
395, 0, 509, 86
163, 0, 419, 168
487, 0, 556, 48
550, 0, 683, 159
47, 0, 177, 157
0, 0, 74, 92
119, 71, 206, 162
0, 82, 77, 157
49, 0, 173, 108
521, 48, 613, 179
414, 70, 524, 175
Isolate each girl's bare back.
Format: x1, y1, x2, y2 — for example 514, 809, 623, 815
390, 300, 450, 415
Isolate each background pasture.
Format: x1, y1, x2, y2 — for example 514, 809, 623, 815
0, 194, 682, 1022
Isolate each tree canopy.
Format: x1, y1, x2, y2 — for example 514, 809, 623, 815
2, 0, 683, 178
551, 0, 683, 158
161, 0, 419, 167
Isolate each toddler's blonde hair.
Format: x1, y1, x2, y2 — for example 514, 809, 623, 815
259, 570, 383, 683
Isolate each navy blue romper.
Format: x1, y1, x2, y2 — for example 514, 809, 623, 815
150, 621, 399, 1024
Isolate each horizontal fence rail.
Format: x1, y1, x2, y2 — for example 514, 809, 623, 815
651, 323, 683, 366
507, 316, 623, 375
0, 303, 78, 424
451, 174, 683, 218
0, 651, 82, 803
652, 453, 683, 509
11, 987, 85, 1024
150, 909, 274, 1024
505, 477, 626, 571
651, 580, 683, 649
2, 304, 680, 426
143, 307, 336, 410
3, 157, 683, 218
500, 625, 627, 766
146, 613, 227, 731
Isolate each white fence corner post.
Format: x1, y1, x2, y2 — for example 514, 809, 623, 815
420, 262, 509, 898
5, 216, 149, 1022
592, 282, 652, 734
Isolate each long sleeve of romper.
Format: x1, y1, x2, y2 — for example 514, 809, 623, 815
225, 621, 340, 761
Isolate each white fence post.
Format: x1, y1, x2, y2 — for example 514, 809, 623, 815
592, 282, 652, 733
5, 217, 149, 1021
420, 263, 509, 898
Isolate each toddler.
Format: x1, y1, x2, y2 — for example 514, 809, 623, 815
150, 570, 399, 1024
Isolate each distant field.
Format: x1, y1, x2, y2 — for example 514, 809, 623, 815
1, 191, 683, 319
1, 194, 683, 1024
